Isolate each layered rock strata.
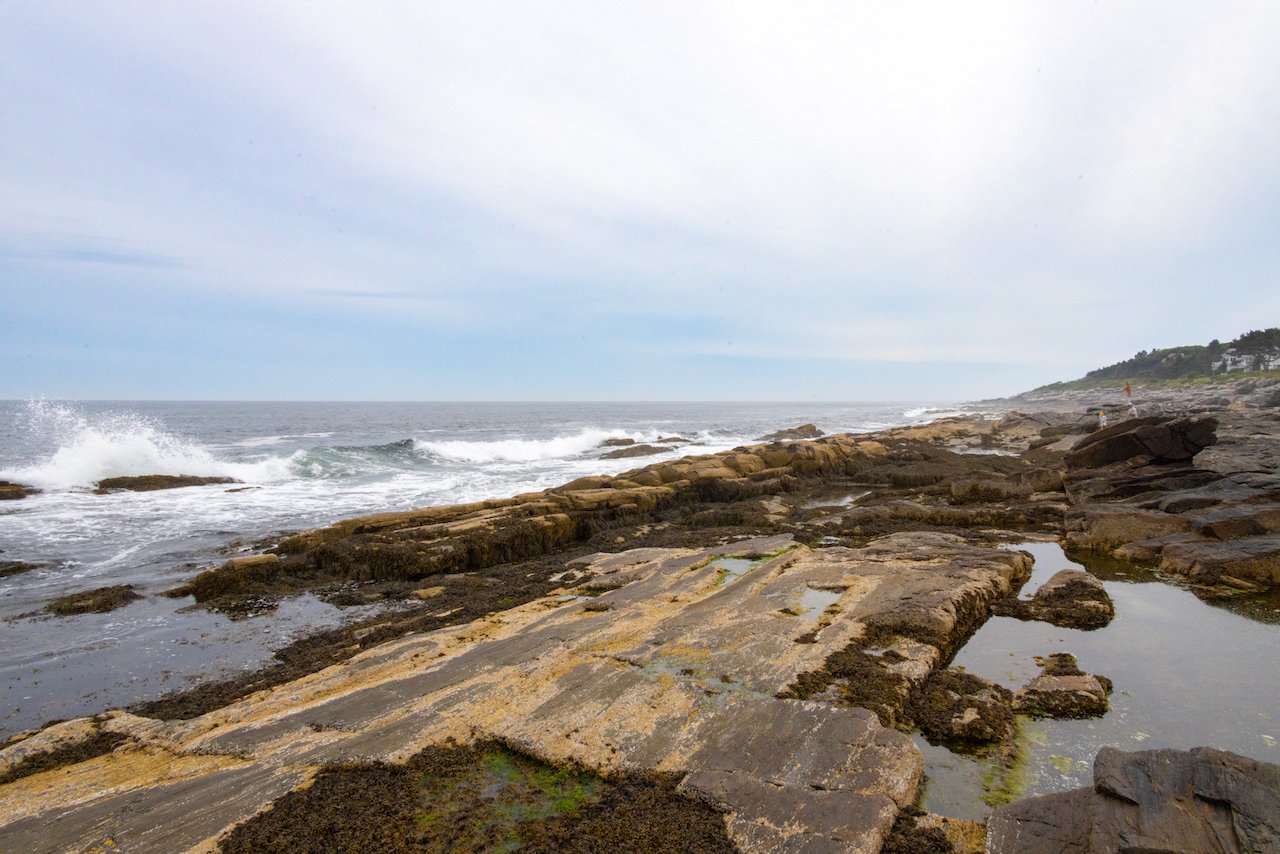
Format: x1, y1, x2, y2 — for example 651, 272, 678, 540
0, 532, 1034, 853
1062, 413, 1280, 588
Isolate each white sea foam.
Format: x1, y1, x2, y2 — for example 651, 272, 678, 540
2, 402, 291, 490
902, 406, 972, 421
232, 435, 288, 448
417, 428, 654, 463
231, 431, 335, 448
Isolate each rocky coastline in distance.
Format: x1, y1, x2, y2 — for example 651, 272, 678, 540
2, 376, 1280, 852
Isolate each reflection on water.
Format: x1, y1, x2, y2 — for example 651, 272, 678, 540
797, 587, 843, 621
918, 541, 1280, 821
708, 557, 756, 585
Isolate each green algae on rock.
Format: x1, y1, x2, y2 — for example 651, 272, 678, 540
219, 742, 736, 854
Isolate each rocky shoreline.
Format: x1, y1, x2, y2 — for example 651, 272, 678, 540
2, 379, 1278, 853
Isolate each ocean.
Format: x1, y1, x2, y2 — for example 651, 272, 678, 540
0, 399, 964, 738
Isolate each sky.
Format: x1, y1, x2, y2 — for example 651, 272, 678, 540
2, 2, 1278, 402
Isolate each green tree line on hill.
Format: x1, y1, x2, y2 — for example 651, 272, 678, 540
1084, 328, 1279, 381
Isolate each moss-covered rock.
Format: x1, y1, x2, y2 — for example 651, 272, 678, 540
912, 668, 1015, 748
1013, 653, 1112, 718
46, 584, 143, 616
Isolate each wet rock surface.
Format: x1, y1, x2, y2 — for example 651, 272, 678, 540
600, 443, 669, 459
0, 560, 40, 579
93, 474, 239, 493
2, 533, 988, 852
911, 668, 1015, 748
1012, 653, 1111, 719
988, 746, 1280, 854
0, 481, 37, 501
44, 584, 144, 616
220, 741, 738, 854
990, 568, 1114, 630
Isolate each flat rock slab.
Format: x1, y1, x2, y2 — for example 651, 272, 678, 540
1160, 534, 1280, 585
0, 532, 1031, 853
1014, 674, 1109, 719
0, 752, 310, 854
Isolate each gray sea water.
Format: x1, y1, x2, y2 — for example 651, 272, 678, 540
0, 399, 962, 738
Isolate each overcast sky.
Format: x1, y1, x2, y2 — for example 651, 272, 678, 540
2, 2, 1277, 401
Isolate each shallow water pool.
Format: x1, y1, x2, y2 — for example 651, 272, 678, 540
917, 541, 1280, 820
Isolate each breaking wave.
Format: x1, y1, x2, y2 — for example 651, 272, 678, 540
2, 402, 290, 490
417, 428, 652, 463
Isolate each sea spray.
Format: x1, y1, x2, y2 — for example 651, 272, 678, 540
3, 400, 291, 490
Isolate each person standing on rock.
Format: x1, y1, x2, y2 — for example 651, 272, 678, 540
1127, 403, 1138, 419
1098, 411, 1107, 429
1124, 380, 1132, 402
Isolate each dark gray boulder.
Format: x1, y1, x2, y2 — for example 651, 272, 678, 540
1065, 416, 1218, 470
988, 746, 1280, 853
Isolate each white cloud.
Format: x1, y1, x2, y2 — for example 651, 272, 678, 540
2, 1, 1277, 398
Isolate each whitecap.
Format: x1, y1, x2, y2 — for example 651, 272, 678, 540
417, 427, 653, 463
1, 401, 294, 490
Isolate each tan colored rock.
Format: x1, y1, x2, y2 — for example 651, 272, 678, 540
0, 718, 100, 779
1066, 505, 1194, 550
1160, 535, 1280, 585
0, 533, 1052, 852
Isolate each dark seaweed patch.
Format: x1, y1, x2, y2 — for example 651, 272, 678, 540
46, 585, 143, 616
218, 742, 736, 854
0, 728, 129, 786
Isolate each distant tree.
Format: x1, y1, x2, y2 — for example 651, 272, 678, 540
1233, 328, 1280, 371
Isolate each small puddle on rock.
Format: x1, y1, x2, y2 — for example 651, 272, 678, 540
709, 557, 756, 586
796, 587, 842, 621
800, 491, 871, 510
916, 540, 1280, 821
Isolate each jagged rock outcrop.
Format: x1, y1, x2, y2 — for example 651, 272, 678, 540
1064, 416, 1218, 470
758, 423, 824, 441
1059, 413, 1280, 589
988, 746, 1280, 853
